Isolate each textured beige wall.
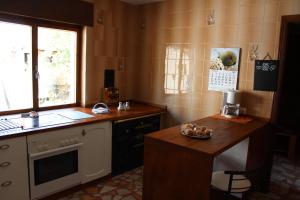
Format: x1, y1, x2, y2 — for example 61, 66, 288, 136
82, 0, 138, 106
83, 0, 300, 126
130, 0, 300, 126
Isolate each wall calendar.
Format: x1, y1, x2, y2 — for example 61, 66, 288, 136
208, 48, 240, 92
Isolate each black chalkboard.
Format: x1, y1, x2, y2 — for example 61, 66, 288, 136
253, 60, 279, 91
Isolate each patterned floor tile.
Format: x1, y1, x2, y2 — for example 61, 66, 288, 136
57, 155, 300, 200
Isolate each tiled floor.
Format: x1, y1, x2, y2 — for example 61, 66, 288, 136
57, 155, 300, 200
250, 155, 300, 200
57, 168, 143, 200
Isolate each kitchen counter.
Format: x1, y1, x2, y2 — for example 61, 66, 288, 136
143, 116, 273, 200
145, 116, 267, 156
0, 101, 166, 140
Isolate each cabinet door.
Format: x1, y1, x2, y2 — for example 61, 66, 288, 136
81, 122, 111, 183
0, 137, 29, 200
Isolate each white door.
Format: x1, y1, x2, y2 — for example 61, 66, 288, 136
81, 122, 111, 183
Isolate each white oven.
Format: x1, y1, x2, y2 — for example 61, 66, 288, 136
27, 128, 83, 200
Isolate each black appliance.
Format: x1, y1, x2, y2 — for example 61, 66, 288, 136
104, 69, 115, 88
112, 114, 160, 175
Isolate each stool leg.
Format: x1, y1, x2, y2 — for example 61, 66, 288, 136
288, 135, 297, 160
224, 192, 230, 200
242, 192, 249, 200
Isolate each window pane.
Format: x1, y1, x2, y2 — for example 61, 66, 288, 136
38, 27, 77, 107
0, 21, 33, 111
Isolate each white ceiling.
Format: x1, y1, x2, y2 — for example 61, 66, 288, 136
120, 0, 164, 5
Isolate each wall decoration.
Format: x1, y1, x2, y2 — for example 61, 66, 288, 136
254, 59, 279, 91
249, 44, 259, 61
208, 48, 240, 91
207, 9, 215, 25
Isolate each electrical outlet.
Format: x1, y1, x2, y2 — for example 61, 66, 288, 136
118, 64, 124, 71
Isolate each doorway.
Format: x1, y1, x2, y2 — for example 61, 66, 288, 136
271, 15, 300, 159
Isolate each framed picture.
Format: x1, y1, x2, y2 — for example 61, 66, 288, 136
208, 48, 240, 92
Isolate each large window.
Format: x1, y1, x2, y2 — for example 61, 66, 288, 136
0, 17, 80, 114
38, 27, 77, 107
0, 21, 33, 111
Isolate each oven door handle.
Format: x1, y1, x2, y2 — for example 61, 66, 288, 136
29, 143, 83, 159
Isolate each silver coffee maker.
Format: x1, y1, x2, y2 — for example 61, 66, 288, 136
221, 90, 241, 118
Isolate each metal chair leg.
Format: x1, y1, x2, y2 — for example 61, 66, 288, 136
242, 192, 248, 200
224, 192, 230, 200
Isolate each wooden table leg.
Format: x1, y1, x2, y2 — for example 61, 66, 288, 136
143, 137, 214, 200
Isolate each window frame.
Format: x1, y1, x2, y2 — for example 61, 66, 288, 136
0, 13, 82, 115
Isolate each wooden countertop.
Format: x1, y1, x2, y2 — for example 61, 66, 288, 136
143, 116, 272, 200
146, 116, 269, 156
0, 101, 166, 140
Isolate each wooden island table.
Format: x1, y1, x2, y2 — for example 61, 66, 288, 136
143, 116, 272, 200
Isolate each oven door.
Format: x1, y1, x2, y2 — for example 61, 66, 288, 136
29, 143, 82, 200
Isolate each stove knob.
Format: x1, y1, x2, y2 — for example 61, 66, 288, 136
37, 145, 44, 152
65, 139, 71, 146
60, 140, 66, 147
42, 144, 49, 151
67, 138, 72, 145
70, 138, 76, 144
74, 137, 80, 143
64, 140, 69, 146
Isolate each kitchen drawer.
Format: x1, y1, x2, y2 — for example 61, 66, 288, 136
0, 137, 27, 162
0, 172, 30, 200
0, 151, 28, 176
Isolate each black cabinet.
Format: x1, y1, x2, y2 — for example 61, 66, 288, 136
112, 114, 160, 175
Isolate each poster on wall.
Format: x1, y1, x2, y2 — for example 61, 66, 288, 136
208, 48, 240, 92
